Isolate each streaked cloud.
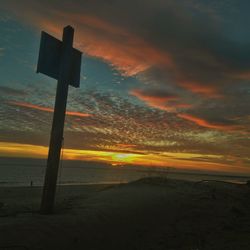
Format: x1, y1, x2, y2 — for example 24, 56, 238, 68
178, 82, 222, 98
130, 88, 191, 112
0, 86, 27, 96
8, 101, 93, 118
178, 113, 240, 131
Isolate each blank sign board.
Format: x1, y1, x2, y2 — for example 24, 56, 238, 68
37, 31, 81, 88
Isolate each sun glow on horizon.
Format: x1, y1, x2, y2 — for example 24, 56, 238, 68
111, 153, 138, 164
0, 142, 250, 175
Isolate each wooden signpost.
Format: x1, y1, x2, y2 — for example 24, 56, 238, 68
37, 26, 82, 214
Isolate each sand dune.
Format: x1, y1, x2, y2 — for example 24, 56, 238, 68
0, 177, 250, 250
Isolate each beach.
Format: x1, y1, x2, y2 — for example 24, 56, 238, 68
0, 177, 250, 250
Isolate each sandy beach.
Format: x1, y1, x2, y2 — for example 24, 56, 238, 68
0, 177, 250, 250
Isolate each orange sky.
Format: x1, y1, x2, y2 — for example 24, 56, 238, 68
1, 142, 250, 175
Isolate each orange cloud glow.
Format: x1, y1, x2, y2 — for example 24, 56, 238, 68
4, 5, 173, 76
178, 113, 238, 131
74, 23, 173, 76
179, 82, 222, 98
8, 101, 93, 118
130, 89, 191, 112
230, 71, 250, 81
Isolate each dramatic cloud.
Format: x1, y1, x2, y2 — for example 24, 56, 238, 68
0, 0, 250, 172
2, 0, 250, 120
2, 0, 250, 92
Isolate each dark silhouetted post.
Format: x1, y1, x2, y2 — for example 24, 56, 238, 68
37, 26, 82, 214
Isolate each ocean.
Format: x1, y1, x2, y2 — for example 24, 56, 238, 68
0, 157, 249, 187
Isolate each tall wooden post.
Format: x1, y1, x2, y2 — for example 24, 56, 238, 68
40, 26, 74, 214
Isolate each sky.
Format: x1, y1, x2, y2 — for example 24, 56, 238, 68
0, 0, 250, 174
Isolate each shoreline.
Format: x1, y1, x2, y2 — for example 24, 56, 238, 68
0, 174, 249, 188
0, 181, 128, 188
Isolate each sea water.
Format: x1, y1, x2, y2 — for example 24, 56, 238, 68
0, 157, 249, 187
0, 157, 151, 186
